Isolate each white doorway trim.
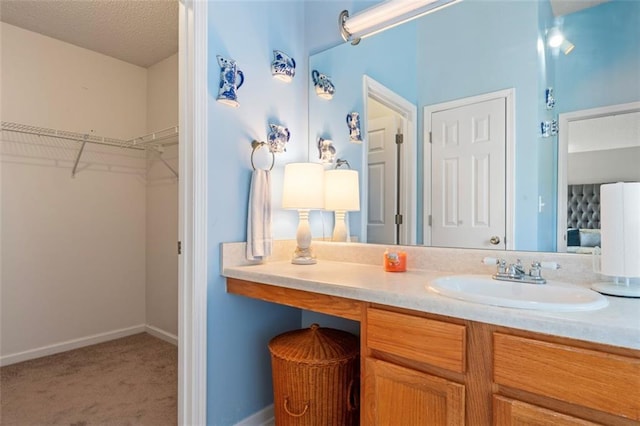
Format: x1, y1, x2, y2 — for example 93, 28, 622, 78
362, 75, 417, 245
556, 101, 640, 252
423, 88, 515, 249
178, 1, 208, 425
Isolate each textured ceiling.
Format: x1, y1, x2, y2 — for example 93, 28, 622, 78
549, 0, 610, 16
0, 0, 178, 68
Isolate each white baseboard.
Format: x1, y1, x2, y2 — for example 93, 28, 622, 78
234, 404, 274, 426
145, 325, 178, 346
0, 324, 146, 367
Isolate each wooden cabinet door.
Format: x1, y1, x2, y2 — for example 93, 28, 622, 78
364, 357, 464, 425
493, 396, 601, 426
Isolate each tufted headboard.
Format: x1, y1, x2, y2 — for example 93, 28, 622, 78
567, 183, 601, 229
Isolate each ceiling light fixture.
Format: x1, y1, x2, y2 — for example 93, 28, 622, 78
339, 0, 462, 45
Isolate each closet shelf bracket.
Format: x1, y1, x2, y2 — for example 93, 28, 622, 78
151, 147, 179, 179
72, 135, 89, 178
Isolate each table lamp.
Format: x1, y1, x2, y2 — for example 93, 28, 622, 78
282, 163, 325, 264
324, 169, 360, 242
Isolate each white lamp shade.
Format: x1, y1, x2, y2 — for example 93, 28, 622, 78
324, 169, 360, 211
600, 182, 640, 278
282, 163, 325, 209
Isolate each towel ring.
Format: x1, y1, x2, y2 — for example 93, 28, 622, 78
251, 140, 275, 171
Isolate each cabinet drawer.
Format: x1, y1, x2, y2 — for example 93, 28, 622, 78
494, 333, 640, 420
366, 307, 466, 373
493, 395, 601, 425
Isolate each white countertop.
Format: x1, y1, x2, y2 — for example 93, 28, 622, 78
223, 260, 640, 350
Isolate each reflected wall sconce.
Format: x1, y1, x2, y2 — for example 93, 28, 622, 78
547, 27, 575, 55
324, 162, 360, 242
339, 0, 461, 45
282, 163, 325, 264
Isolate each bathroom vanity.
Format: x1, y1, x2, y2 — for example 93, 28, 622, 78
222, 242, 640, 425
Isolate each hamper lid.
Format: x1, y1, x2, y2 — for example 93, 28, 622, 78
268, 324, 359, 364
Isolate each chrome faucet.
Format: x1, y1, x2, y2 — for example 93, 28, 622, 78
483, 257, 560, 285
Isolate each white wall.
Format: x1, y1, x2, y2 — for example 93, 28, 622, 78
145, 54, 178, 338
1, 23, 148, 363
1, 23, 147, 138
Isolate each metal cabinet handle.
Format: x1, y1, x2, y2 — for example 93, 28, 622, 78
489, 236, 501, 245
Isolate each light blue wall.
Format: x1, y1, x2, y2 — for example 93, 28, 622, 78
206, 2, 308, 424
417, 0, 541, 250
555, 0, 640, 113
537, 0, 558, 252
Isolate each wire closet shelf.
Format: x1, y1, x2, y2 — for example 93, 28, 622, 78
1, 121, 179, 177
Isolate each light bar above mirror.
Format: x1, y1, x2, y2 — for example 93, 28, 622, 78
339, 0, 462, 45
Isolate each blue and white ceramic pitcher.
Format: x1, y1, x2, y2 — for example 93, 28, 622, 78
267, 123, 290, 153
216, 55, 244, 107
312, 70, 335, 99
271, 50, 296, 82
346, 112, 362, 143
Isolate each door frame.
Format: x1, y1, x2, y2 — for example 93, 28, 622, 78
178, 0, 208, 424
423, 88, 515, 249
556, 101, 640, 252
363, 75, 417, 245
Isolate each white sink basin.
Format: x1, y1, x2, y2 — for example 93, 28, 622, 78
428, 275, 608, 312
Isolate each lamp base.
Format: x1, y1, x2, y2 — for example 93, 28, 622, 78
591, 278, 640, 298
292, 246, 316, 265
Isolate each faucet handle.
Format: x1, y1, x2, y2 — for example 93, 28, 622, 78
529, 261, 542, 278
483, 257, 508, 274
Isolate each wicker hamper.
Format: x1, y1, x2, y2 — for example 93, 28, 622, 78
268, 324, 359, 425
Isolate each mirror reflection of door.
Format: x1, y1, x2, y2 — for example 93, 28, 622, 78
367, 108, 401, 245
427, 93, 509, 250
363, 77, 417, 246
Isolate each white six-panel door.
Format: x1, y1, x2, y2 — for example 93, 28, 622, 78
367, 115, 398, 244
430, 97, 506, 249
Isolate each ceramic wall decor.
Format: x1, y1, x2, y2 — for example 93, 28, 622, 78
540, 119, 558, 138
216, 55, 245, 107
267, 123, 290, 153
312, 70, 335, 100
545, 87, 556, 109
271, 50, 296, 82
346, 112, 363, 143
317, 137, 337, 164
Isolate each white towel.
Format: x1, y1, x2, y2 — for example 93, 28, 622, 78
246, 169, 272, 261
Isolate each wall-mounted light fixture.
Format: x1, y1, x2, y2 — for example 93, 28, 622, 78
324, 162, 360, 242
339, 0, 462, 45
547, 27, 575, 55
282, 163, 325, 264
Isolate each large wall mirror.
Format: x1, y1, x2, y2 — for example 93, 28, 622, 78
308, 0, 639, 253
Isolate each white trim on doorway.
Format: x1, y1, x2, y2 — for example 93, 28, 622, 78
556, 101, 640, 252
362, 75, 418, 245
178, 0, 208, 425
423, 88, 515, 249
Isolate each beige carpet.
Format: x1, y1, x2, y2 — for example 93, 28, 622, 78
1, 333, 177, 426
